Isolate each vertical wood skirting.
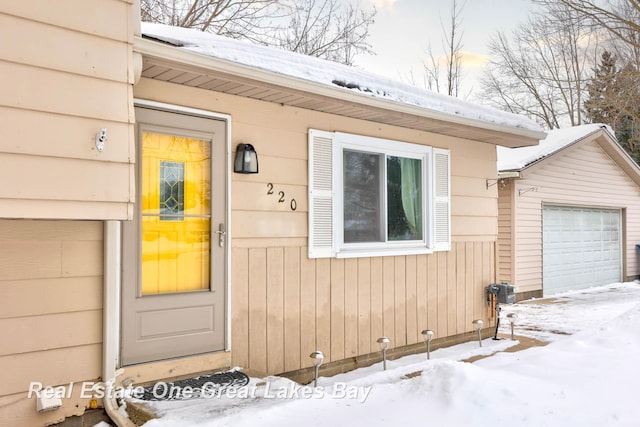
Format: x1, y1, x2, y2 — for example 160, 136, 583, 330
357, 258, 371, 355
329, 258, 345, 363
283, 247, 301, 371
370, 258, 384, 351
231, 247, 249, 368
299, 254, 316, 369
266, 248, 284, 374
316, 258, 331, 361
247, 248, 267, 374
231, 241, 495, 376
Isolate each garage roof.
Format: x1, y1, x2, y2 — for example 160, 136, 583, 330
497, 124, 640, 186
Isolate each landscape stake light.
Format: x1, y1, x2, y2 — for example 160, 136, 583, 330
309, 351, 324, 387
421, 329, 434, 359
377, 337, 390, 370
507, 313, 518, 341
473, 319, 484, 347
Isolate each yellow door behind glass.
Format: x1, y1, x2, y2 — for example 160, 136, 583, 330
141, 132, 211, 295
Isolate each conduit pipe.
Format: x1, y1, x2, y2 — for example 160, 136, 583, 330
103, 221, 136, 427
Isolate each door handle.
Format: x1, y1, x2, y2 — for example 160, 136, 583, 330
215, 223, 226, 247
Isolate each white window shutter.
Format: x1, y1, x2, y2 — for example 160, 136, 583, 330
308, 129, 335, 258
433, 148, 451, 251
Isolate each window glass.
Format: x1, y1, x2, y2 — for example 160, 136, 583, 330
343, 149, 424, 244
343, 150, 382, 243
141, 132, 211, 294
160, 161, 185, 220
387, 156, 422, 241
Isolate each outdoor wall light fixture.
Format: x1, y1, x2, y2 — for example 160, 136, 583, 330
377, 337, 390, 370
234, 143, 259, 174
421, 329, 434, 360
472, 319, 484, 347
507, 313, 518, 341
309, 351, 325, 387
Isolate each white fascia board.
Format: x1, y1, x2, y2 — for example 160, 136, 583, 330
134, 37, 547, 142
498, 171, 521, 179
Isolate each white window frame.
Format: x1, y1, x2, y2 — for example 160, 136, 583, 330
335, 132, 433, 257
309, 129, 450, 259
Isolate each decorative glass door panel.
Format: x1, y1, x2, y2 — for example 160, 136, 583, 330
141, 133, 211, 295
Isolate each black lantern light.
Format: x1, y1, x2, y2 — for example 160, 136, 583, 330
234, 143, 259, 174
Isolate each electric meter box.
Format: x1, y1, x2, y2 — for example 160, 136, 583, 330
490, 282, 516, 304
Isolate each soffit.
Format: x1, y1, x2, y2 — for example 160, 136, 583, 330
138, 46, 541, 148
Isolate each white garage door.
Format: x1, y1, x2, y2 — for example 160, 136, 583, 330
543, 205, 621, 295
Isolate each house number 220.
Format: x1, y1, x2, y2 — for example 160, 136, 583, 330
267, 183, 297, 211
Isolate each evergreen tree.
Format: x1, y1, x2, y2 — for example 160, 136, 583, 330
585, 51, 640, 164
584, 51, 617, 124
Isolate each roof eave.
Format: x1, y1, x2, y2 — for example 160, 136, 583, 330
499, 126, 640, 186
593, 130, 640, 187
134, 36, 546, 145
499, 127, 604, 176
497, 171, 521, 179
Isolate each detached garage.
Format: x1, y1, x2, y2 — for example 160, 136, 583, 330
497, 124, 640, 298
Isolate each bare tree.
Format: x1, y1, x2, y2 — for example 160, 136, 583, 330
480, 5, 599, 128
276, 0, 375, 66
420, 0, 466, 97
532, 0, 640, 49
140, 0, 283, 42
140, 0, 376, 65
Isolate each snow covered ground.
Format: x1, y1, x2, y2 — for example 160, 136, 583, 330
138, 281, 640, 427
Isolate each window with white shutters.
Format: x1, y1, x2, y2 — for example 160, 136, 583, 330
308, 130, 451, 258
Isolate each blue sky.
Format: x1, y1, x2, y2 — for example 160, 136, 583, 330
352, 0, 537, 95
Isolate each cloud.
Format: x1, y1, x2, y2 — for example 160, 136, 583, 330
431, 51, 489, 68
459, 51, 490, 68
369, 0, 398, 9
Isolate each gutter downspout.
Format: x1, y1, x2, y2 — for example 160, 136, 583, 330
103, 221, 136, 427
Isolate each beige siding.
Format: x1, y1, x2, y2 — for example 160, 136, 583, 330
511, 140, 640, 293
497, 180, 514, 283
0, 220, 103, 425
0, 4, 134, 220
231, 242, 494, 374
134, 77, 500, 376
135, 78, 499, 244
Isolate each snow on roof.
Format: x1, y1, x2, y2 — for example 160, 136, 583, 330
497, 123, 610, 171
141, 22, 543, 134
